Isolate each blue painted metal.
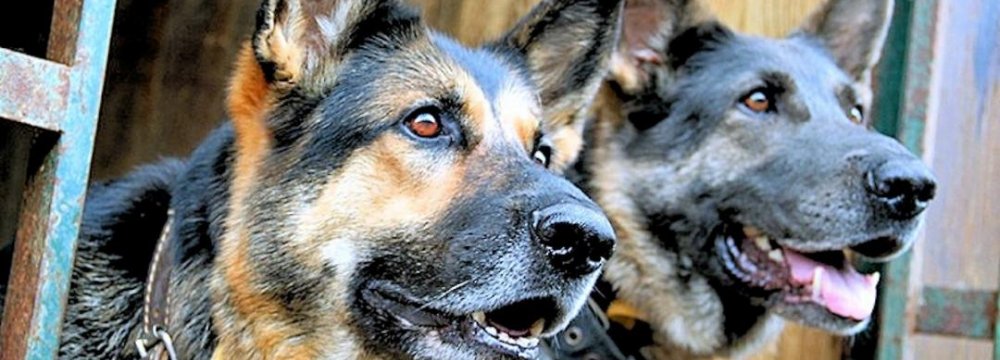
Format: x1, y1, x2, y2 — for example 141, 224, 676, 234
0, 49, 70, 132
25, 0, 117, 355
874, 0, 938, 359
0, 0, 116, 358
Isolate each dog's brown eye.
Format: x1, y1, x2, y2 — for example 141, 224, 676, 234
406, 112, 441, 138
849, 106, 864, 124
743, 91, 772, 113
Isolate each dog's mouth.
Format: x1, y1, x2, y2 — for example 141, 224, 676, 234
715, 224, 882, 324
361, 286, 556, 359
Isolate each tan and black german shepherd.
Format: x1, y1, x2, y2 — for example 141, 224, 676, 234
571, 0, 937, 358
49, 0, 625, 358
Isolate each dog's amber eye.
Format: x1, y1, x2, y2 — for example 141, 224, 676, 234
849, 106, 864, 124
406, 112, 442, 138
742, 91, 772, 113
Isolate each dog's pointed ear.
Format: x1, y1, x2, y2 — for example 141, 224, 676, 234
609, 0, 715, 93
492, 0, 624, 171
251, 0, 416, 90
228, 0, 419, 140
796, 0, 894, 85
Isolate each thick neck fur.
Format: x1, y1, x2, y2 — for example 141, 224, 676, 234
573, 85, 784, 359
59, 125, 230, 359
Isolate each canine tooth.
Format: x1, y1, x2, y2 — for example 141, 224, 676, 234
867, 272, 881, 286
768, 249, 784, 262
811, 267, 825, 300
753, 236, 772, 251
472, 311, 486, 325
530, 319, 545, 337
743, 226, 763, 238
485, 326, 499, 336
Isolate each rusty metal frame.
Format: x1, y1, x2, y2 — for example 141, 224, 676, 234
0, 0, 116, 358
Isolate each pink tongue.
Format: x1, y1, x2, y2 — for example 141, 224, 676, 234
784, 250, 878, 320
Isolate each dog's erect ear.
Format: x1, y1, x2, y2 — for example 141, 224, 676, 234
493, 0, 624, 171
252, 0, 417, 90
796, 0, 894, 84
227, 0, 419, 143
609, 0, 714, 92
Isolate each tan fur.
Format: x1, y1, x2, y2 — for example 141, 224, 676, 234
587, 87, 784, 358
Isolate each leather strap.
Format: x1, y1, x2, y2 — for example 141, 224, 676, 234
543, 283, 655, 360
135, 209, 179, 360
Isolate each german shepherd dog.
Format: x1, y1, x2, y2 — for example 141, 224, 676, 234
574, 0, 936, 357
49, 0, 625, 358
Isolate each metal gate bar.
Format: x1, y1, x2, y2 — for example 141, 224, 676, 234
0, 0, 116, 358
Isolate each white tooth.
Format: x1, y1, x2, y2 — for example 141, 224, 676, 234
498, 332, 514, 344
472, 312, 486, 325
754, 236, 772, 251
516, 337, 532, 347
867, 272, 881, 286
768, 249, 784, 262
485, 326, 499, 336
526, 337, 539, 347
530, 319, 545, 337
812, 267, 825, 300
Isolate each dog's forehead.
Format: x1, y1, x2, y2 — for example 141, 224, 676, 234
720, 35, 854, 90
430, 34, 515, 99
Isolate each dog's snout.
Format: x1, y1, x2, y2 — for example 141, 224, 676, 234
865, 160, 937, 219
533, 203, 616, 276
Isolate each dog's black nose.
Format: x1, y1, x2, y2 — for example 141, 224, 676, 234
533, 203, 616, 276
865, 160, 937, 219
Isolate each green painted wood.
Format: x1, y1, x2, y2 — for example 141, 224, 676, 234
914, 287, 997, 339
996, 284, 1000, 360
874, 0, 938, 359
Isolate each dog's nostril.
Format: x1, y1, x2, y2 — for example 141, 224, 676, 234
533, 204, 616, 276
865, 160, 937, 219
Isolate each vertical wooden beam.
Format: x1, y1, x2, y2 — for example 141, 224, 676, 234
875, 0, 939, 359
0, 0, 116, 357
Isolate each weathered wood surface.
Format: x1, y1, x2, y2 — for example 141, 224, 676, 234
909, 0, 1000, 358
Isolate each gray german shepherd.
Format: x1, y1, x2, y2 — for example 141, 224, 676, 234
573, 0, 937, 357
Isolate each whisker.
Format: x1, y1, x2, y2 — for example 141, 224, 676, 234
413, 279, 472, 313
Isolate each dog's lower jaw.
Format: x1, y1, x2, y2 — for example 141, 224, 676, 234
602, 234, 786, 359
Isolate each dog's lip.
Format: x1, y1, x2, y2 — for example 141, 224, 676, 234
716, 224, 880, 323
360, 284, 553, 357
360, 287, 454, 327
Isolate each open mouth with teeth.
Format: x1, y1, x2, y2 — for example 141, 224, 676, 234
361, 287, 555, 359
715, 225, 882, 324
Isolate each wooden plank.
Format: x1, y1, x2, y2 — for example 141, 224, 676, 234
0, 48, 70, 132
918, 0, 1000, 290
876, 0, 939, 359
911, 334, 993, 360
0, 0, 116, 357
702, 0, 824, 37
89, 0, 256, 180
914, 287, 997, 339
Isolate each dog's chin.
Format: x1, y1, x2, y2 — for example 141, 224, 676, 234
710, 223, 892, 335
359, 283, 567, 359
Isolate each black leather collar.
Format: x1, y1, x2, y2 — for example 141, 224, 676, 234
542, 280, 655, 360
